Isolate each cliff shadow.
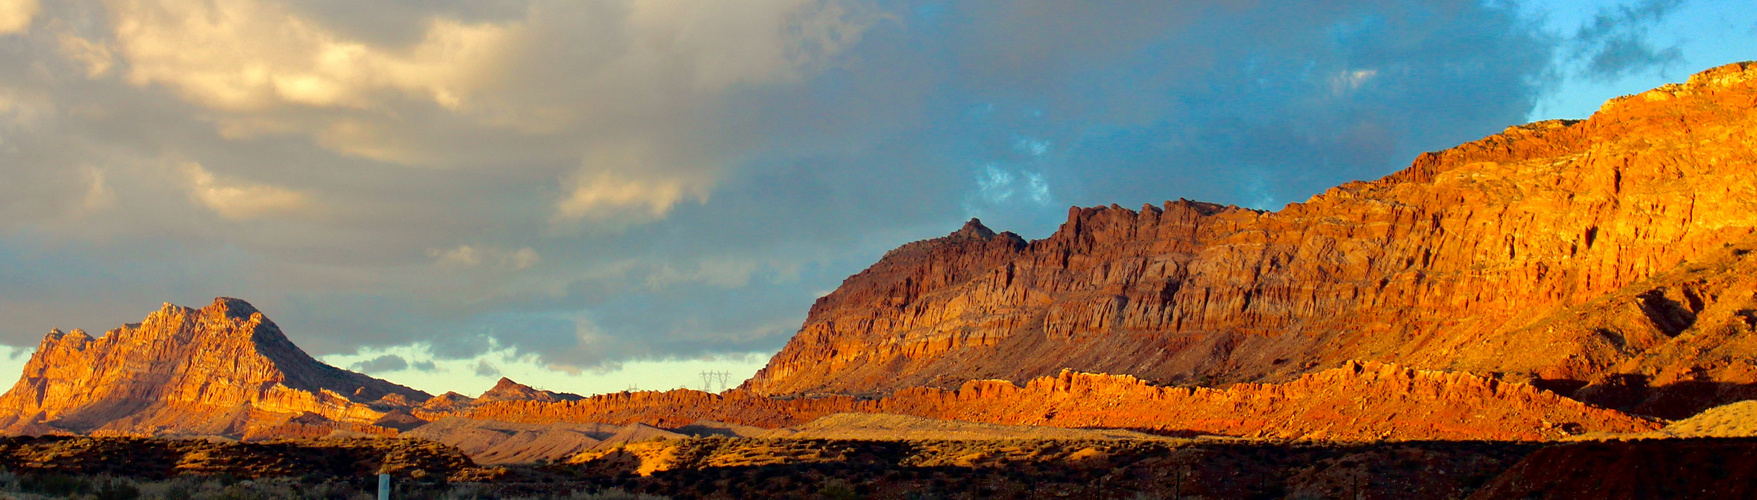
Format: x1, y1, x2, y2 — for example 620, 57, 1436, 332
1542, 375, 1757, 420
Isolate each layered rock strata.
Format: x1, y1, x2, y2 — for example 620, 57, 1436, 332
0, 298, 429, 438
744, 62, 1757, 416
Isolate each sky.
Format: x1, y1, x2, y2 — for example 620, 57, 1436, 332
0, 0, 1751, 397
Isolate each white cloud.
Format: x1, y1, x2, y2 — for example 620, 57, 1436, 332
645, 257, 759, 289
180, 162, 309, 219
110, 0, 510, 111
974, 164, 1050, 206
0, 86, 54, 129
1024, 172, 1049, 204
0, 0, 37, 35
428, 245, 481, 268
57, 32, 113, 78
94, 0, 877, 228
977, 164, 1015, 203
426, 245, 540, 271
80, 166, 113, 212
508, 247, 540, 270
623, 0, 876, 91
553, 172, 705, 222
1330, 68, 1378, 95
1013, 137, 1050, 156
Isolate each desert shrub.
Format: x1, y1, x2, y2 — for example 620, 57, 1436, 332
439, 483, 494, 499
293, 478, 362, 500
557, 487, 667, 500
20, 473, 91, 496
137, 476, 208, 499
819, 479, 858, 500
93, 476, 142, 500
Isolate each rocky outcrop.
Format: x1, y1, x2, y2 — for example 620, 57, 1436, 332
744, 62, 1757, 411
476, 378, 583, 404
449, 361, 1658, 441
0, 298, 430, 438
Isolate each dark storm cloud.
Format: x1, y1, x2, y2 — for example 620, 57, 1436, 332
349, 354, 409, 374
0, 0, 1608, 373
472, 361, 500, 378
1571, 0, 1686, 80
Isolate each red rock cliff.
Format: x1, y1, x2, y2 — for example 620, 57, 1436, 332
0, 298, 430, 437
744, 62, 1757, 413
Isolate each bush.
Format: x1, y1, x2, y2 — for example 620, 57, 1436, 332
20, 474, 91, 496
95, 477, 142, 500
559, 487, 668, 499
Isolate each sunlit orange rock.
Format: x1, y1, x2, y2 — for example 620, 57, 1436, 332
447, 361, 1657, 440
743, 62, 1757, 420
0, 298, 429, 438
476, 377, 583, 404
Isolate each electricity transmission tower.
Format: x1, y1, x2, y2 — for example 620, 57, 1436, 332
698, 371, 732, 392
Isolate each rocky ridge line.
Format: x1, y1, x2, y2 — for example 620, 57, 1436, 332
742, 62, 1757, 420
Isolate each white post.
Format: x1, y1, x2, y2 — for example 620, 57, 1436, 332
378, 473, 390, 500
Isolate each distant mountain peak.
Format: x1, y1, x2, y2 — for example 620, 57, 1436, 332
0, 298, 429, 438
952, 218, 996, 239
478, 377, 582, 404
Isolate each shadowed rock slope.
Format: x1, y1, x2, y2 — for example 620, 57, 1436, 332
1467, 437, 1757, 500
0, 298, 430, 438
744, 62, 1757, 421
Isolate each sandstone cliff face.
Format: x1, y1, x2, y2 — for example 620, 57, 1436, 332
744, 62, 1757, 409
0, 298, 430, 438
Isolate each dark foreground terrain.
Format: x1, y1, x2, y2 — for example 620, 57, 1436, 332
0, 435, 1749, 499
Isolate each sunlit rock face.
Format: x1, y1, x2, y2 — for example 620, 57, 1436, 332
450, 361, 1660, 440
476, 377, 583, 405
0, 298, 430, 438
744, 62, 1757, 418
